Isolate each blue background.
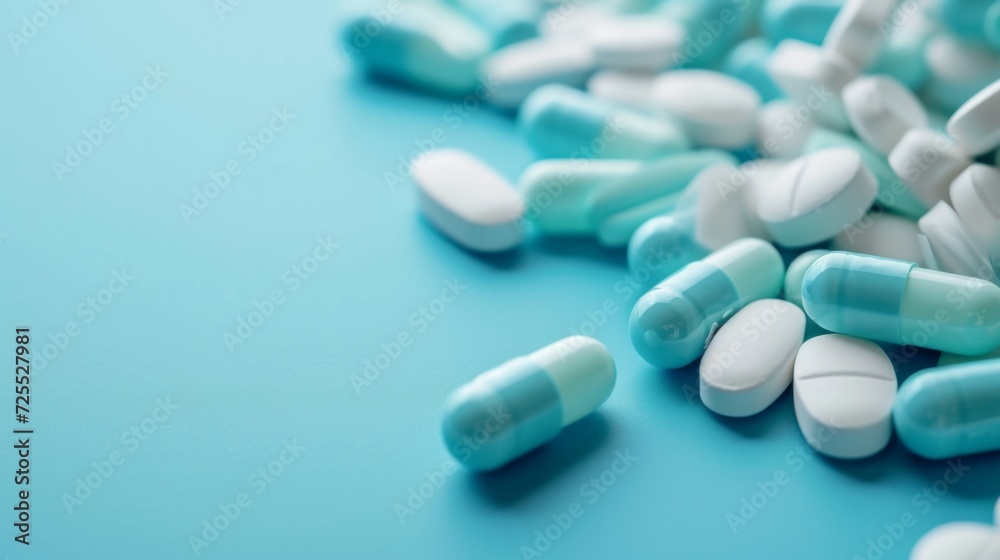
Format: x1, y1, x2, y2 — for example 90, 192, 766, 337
2, 1, 999, 559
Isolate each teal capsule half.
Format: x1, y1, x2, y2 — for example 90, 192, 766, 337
721, 37, 784, 102
894, 359, 1000, 458
802, 252, 1000, 355
630, 238, 785, 369
761, 0, 844, 46
441, 336, 616, 471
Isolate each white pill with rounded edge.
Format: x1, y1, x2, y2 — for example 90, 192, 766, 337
651, 70, 761, 149
767, 40, 857, 132
793, 334, 897, 459
587, 71, 657, 111
910, 523, 1000, 560
843, 75, 928, 155
917, 201, 998, 283
822, 0, 895, 70
588, 16, 684, 72
755, 99, 816, 160
700, 299, 805, 417
689, 163, 771, 250
947, 78, 1000, 156
832, 211, 925, 266
413, 149, 524, 252
888, 128, 970, 208
484, 38, 594, 110
758, 147, 878, 248
995, 495, 999, 525
950, 164, 1000, 259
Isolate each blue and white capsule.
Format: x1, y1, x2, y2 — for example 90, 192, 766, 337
442, 336, 616, 471
630, 238, 785, 369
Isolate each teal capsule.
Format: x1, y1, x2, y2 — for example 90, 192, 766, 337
761, 0, 844, 46
894, 359, 1000, 458
802, 252, 1000, 355
630, 238, 784, 369
447, 0, 540, 47
441, 336, 616, 471
655, 0, 758, 68
519, 85, 690, 161
627, 213, 708, 290
722, 37, 784, 102
934, 0, 993, 44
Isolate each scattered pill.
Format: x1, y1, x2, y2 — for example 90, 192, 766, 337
917, 201, 998, 283
833, 211, 926, 267
947, 78, 1000, 156
442, 336, 616, 470
923, 35, 1000, 114
888, 128, 971, 208
822, 0, 895, 70
761, 0, 843, 46
767, 39, 857, 131
910, 523, 1000, 560
651, 70, 761, 149
755, 99, 817, 160
721, 37, 784, 103
784, 250, 828, 308
627, 213, 708, 289
843, 75, 928, 155
451, 0, 540, 47
588, 15, 685, 72
586, 70, 658, 111
483, 37, 595, 110
686, 163, 771, 250
950, 164, 1000, 263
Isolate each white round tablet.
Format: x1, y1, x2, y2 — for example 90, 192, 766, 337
910, 523, 1000, 560
832, 211, 925, 266
917, 201, 998, 283
888, 128, 971, 209
651, 70, 761, 149
767, 39, 858, 132
413, 149, 524, 252
950, 164, 1000, 259
588, 16, 684, 72
586, 71, 657, 111
843, 75, 928, 155
793, 334, 897, 459
755, 99, 816, 160
823, 0, 896, 70
483, 38, 595, 110
947, 78, 1000, 156
758, 147, 878, 247
701, 299, 805, 417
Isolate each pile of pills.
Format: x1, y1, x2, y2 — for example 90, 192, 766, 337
342, 0, 1000, 554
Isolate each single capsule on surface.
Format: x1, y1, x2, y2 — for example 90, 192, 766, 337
894, 359, 1000, 459
630, 238, 785, 369
441, 336, 616, 471
801, 252, 1000, 355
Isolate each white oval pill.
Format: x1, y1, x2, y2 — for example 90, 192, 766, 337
832, 211, 925, 266
587, 71, 657, 111
767, 39, 858, 131
689, 163, 771, 250
652, 70, 761, 149
917, 201, 997, 283
588, 15, 684, 72
413, 149, 524, 252
911, 523, 1000, 560
888, 128, 971, 208
758, 147, 878, 247
701, 299, 806, 417
793, 334, 897, 459
755, 99, 816, 160
483, 37, 595, 110
822, 0, 895, 70
950, 164, 1000, 259
843, 75, 928, 155
948, 78, 1000, 156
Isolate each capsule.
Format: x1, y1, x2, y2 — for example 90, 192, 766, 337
441, 336, 616, 471
630, 238, 785, 369
802, 252, 1000, 355
894, 359, 1000, 459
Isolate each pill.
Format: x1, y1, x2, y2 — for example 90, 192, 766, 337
784, 250, 828, 308
651, 70, 761, 149
950, 164, 1000, 261
519, 85, 690, 160
441, 336, 616, 470
700, 299, 805, 417
947, 78, 1000, 156
757, 147, 878, 248
630, 238, 784, 369
539, 3, 614, 37
801, 251, 1000, 355
996, 495, 999, 525
686, 162, 772, 249
822, 0, 895, 70
413, 149, 524, 252
342, 4, 491, 95
843, 75, 928, 156
910, 523, 1000, 560
895, 359, 1000, 459
767, 39, 857, 132
867, 15, 933, 90
654, 0, 753, 69
935, 0, 995, 43
888, 128, 971, 209
588, 15, 685, 72
755, 99, 817, 160
793, 334, 897, 459
989, 2, 1000, 51
586, 71, 657, 111
804, 128, 927, 220
721, 37, 784, 103
917, 202, 998, 283
833, 211, 926, 267
627, 214, 708, 290
761, 0, 843, 46
923, 36, 1000, 115
451, 0, 540, 47
483, 37, 595, 110
595, 195, 681, 247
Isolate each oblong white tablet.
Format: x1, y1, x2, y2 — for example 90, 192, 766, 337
586, 71, 657, 111
588, 16, 685, 72
483, 37, 595, 110
767, 39, 858, 131
822, 0, 895, 70
651, 70, 761, 149
948, 78, 1000, 156
688, 163, 771, 250
755, 99, 816, 160
701, 299, 806, 417
757, 147, 878, 247
917, 201, 998, 283
888, 128, 971, 208
832, 211, 925, 266
413, 149, 524, 252
843, 75, 928, 155
910, 523, 1000, 560
950, 164, 1000, 259
793, 334, 897, 459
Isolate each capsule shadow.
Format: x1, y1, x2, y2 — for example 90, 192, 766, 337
344, 71, 515, 119
532, 236, 627, 270
465, 413, 612, 507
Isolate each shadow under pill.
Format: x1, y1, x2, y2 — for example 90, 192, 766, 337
902, 448, 1000, 499
416, 216, 526, 270
707, 389, 797, 440
464, 413, 612, 508
532, 236, 627, 270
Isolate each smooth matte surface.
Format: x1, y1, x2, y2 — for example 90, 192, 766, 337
3, 3, 1000, 559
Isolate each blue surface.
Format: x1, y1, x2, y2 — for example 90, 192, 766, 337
3, 2, 1000, 559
